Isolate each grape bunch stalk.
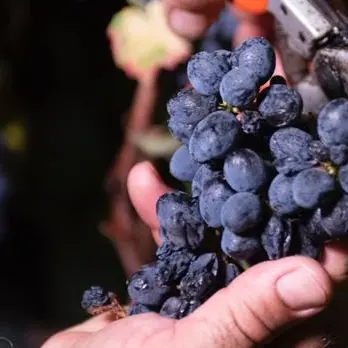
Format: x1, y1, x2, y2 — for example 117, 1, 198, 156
82, 37, 348, 320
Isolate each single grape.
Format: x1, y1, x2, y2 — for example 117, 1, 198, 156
290, 225, 322, 260
189, 110, 240, 163
155, 242, 195, 282
270, 127, 313, 162
168, 118, 197, 145
224, 262, 241, 286
191, 163, 222, 197
306, 209, 331, 244
224, 148, 268, 193
169, 145, 200, 182
167, 86, 217, 123
221, 229, 262, 261
127, 263, 172, 307
320, 195, 348, 238
268, 174, 299, 215
270, 127, 316, 174
160, 297, 183, 319
330, 144, 348, 166
237, 37, 276, 84
152, 261, 174, 286
156, 192, 206, 249
317, 98, 348, 147
187, 51, 232, 95
221, 192, 262, 234
220, 67, 260, 108
261, 215, 293, 260
180, 253, 219, 300
258, 85, 303, 127
199, 177, 235, 228
160, 297, 201, 319
292, 168, 336, 209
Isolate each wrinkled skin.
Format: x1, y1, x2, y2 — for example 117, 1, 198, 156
42, 162, 348, 348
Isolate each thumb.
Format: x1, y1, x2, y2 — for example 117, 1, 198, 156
177, 256, 332, 348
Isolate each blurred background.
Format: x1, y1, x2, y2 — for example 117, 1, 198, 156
0, 0, 236, 346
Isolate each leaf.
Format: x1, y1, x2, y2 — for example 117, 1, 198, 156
107, 0, 192, 80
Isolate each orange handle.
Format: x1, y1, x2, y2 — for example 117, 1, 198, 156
232, 0, 268, 14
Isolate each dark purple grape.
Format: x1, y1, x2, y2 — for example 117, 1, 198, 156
180, 253, 219, 300
221, 229, 262, 261
189, 111, 240, 163
187, 51, 232, 95
317, 98, 348, 147
261, 215, 293, 260
259, 85, 303, 127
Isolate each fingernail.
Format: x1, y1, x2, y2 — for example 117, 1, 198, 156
168, 9, 207, 39
143, 161, 159, 177
168, 9, 188, 34
276, 267, 329, 310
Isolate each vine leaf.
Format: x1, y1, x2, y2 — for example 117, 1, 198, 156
107, 0, 192, 80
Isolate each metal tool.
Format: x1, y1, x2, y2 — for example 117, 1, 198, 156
268, 0, 348, 104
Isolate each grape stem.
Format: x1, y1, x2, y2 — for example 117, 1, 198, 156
320, 162, 337, 177
218, 101, 240, 114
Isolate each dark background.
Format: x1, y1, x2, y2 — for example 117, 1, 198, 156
0, 1, 237, 346
0, 0, 136, 346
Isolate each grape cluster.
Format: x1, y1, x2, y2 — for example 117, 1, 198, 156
94, 37, 348, 320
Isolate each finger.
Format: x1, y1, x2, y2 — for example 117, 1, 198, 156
164, 0, 225, 39
41, 313, 120, 348
166, 11, 211, 40
67, 312, 123, 333
127, 161, 171, 244
274, 48, 286, 78
41, 332, 89, 348
179, 256, 332, 348
321, 240, 348, 284
72, 314, 176, 348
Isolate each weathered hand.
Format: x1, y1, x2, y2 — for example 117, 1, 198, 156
42, 162, 348, 348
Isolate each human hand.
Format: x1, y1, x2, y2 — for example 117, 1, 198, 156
42, 162, 348, 348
